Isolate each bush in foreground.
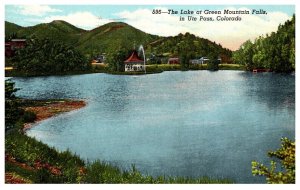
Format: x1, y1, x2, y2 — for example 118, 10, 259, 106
252, 137, 295, 184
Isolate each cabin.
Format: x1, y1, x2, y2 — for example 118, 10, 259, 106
94, 55, 106, 63
5, 42, 14, 57
124, 50, 145, 72
5, 39, 26, 57
168, 57, 180, 64
190, 57, 210, 64
253, 68, 272, 73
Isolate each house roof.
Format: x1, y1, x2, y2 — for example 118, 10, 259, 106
168, 57, 179, 60
124, 50, 143, 63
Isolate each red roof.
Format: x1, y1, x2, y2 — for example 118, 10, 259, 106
124, 51, 143, 63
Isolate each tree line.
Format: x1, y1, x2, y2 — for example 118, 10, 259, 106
12, 37, 91, 75
147, 32, 232, 64
233, 15, 295, 73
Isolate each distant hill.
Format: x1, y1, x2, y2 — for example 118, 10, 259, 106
75, 22, 159, 56
145, 32, 232, 62
5, 20, 232, 60
5, 20, 85, 45
5, 21, 23, 37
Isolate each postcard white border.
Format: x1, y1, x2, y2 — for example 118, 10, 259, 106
1, 0, 299, 190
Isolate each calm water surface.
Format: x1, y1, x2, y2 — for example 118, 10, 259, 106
12, 71, 295, 183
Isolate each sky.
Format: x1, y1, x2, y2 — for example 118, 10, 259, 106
5, 4, 295, 50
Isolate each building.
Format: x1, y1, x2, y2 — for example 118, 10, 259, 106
94, 55, 106, 63
168, 57, 180, 64
190, 57, 210, 64
5, 39, 26, 57
124, 50, 145, 72
5, 42, 14, 57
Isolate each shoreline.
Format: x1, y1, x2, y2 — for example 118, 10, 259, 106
5, 100, 233, 184
22, 99, 86, 131
5, 64, 247, 77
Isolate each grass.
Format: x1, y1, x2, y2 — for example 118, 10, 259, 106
147, 63, 245, 72
6, 126, 85, 183
218, 64, 245, 70
6, 127, 233, 183
146, 64, 181, 72
5, 69, 96, 77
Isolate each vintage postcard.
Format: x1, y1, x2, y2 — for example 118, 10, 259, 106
3, 0, 296, 187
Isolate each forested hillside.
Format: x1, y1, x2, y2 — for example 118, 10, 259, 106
75, 22, 159, 57
146, 32, 232, 63
233, 15, 295, 73
6, 20, 85, 45
12, 38, 91, 75
5, 20, 231, 61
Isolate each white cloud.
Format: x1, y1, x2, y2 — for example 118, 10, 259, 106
116, 7, 291, 50
17, 5, 61, 16
43, 12, 112, 29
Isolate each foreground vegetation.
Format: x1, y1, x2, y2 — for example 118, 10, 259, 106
5, 80, 232, 184
6, 129, 232, 184
252, 137, 295, 184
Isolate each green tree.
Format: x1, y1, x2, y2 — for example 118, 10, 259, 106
5, 80, 24, 130
232, 49, 244, 65
179, 53, 188, 70
207, 55, 220, 71
107, 48, 129, 72
241, 40, 255, 70
252, 137, 295, 184
233, 15, 295, 73
5, 79, 18, 99
13, 37, 91, 75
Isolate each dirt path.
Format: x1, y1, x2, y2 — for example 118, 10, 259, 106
23, 100, 86, 131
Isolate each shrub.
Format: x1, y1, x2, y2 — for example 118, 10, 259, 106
207, 58, 220, 71
5, 80, 24, 130
252, 137, 295, 184
22, 111, 37, 123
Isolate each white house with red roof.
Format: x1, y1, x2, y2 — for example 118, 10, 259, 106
124, 50, 145, 72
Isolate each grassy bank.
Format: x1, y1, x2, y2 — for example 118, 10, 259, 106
5, 69, 97, 77
218, 64, 245, 70
5, 99, 233, 184
6, 126, 233, 184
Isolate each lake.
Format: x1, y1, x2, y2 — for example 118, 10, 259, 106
12, 70, 295, 183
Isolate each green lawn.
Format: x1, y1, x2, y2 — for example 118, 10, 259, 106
218, 64, 245, 70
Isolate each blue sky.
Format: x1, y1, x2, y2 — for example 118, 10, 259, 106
5, 5, 295, 50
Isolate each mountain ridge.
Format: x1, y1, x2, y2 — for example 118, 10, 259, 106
5, 20, 232, 60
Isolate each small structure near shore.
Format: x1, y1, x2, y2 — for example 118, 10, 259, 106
168, 57, 180, 64
190, 57, 210, 64
252, 68, 272, 73
5, 39, 26, 57
124, 50, 145, 72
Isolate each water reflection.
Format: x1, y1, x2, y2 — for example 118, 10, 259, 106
102, 76, 130, 112
239, 72, 295, 111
